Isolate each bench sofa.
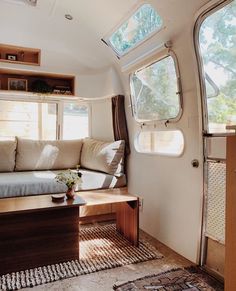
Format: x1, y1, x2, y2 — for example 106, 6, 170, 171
0, 137, 126, 218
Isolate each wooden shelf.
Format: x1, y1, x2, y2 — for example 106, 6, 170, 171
0, 68, 75, 96
0, 44, 41, 66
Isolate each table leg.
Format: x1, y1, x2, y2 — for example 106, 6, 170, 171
116, 199, 139, 246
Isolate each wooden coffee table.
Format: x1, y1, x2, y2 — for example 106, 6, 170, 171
0, 194, 86, 274
0, 187, 139, 275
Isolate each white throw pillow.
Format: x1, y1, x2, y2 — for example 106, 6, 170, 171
15, 138, 83, 171
80, 138, 125, 176
0, 139, 17, 172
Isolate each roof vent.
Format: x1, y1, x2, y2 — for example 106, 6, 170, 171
65, 14, 73, 20
24, 0, 37, 6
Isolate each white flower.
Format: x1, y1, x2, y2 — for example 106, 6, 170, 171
55, 169, 82, 189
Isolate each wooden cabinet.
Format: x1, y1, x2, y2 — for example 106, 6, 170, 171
0, 44, 41, 66
225, 135, 236, 290
0, 68, 75, 96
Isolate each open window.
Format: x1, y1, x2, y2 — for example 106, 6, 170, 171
197, 0, 236, 134
130, 54, 182, 123
105, 4, 163, 57
130, 51, 184, 155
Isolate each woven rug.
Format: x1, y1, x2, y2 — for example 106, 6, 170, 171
113, 267, 224, 291
0, 224, 162, 291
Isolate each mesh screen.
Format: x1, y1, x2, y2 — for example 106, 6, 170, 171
205, 161, 225, 244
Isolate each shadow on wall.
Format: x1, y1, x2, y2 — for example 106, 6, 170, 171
78, 67, 124, 98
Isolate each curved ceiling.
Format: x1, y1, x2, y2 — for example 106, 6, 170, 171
0, 0, 210, 74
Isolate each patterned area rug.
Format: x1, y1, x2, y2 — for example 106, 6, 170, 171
0, 224, 162, 291
113, 267, 224, 291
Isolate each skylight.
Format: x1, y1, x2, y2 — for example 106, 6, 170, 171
108, 4, 163, 56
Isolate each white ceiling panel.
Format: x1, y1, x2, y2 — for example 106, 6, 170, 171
0, 0, 211, 73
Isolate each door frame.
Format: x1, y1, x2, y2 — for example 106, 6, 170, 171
193, 0, 233, 267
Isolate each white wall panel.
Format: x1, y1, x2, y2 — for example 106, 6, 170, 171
78, 67, 123, 98
123, 25, 204, 263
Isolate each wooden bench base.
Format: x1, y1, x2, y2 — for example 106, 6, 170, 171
0, 207, 80, 275
116, 200, 139, 246
0, 188, 139, 274
79, 188, 139, 246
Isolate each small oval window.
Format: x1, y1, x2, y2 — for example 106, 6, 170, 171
135, 130, 184, 156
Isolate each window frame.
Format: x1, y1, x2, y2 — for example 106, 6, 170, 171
103, 2, 164, 58
0, 94, 91, 140
194, 0, 234, 137
129, 50, 183, 124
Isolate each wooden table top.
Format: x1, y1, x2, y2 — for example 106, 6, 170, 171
0, 187, 137, 215
78, 187, 138, 206
0, 194, 86, 215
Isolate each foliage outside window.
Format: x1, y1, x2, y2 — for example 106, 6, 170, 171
0, 100, 89, 141
130, 55, 181, 122
199, 0, 236, 133
108, 4, 163, 56
63, 103, 89, 140
135, 130, 184, 156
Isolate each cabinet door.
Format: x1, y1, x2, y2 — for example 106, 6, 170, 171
225, 136, 236, 290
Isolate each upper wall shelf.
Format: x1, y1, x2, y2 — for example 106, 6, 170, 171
0, 44, 41, 66
0, 68, 75, 96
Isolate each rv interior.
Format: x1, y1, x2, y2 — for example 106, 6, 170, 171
0, 0, 235, 290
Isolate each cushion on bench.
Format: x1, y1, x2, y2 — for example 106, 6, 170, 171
81, 138, 125, 176
0, 169, 126, 198
0, 139, 17, 172
15, 138, 83, 171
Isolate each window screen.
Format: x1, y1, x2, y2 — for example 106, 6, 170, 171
130, 55, 181, 122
